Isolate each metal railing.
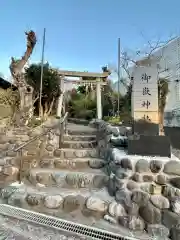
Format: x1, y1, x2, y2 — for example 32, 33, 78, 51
3, 112, 68, 183
58, 112, 68, 149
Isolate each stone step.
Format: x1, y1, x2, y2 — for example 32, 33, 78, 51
39, 157, 106, 170
26, 168, 108, 189
3, 185, 114, 220
63, 134, 96, 141
61, 140, 97, 149
54, 148, 99, 158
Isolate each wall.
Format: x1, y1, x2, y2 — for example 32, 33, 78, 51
0, 119, 60, 187
91, 119, 180, 239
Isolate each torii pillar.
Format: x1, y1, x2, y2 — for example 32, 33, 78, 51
96, 78, 102, 119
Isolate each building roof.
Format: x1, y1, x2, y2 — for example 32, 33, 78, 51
0, 77, 16, 90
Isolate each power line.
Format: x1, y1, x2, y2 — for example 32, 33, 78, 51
117, 38, 121, 116
39, 28, 46, 118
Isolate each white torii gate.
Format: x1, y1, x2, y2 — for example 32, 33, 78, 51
56, 70, 110, 120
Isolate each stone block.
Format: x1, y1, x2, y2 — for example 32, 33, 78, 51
133, 120, 159, 136
128, 135, 171, 157
162, 210, 180, 229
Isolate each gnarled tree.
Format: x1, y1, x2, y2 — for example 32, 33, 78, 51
9, 31, 37, 126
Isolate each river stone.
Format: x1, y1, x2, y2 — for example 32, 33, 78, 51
135, 159, 149, 173
63, 195, 80, 212
104, 215, 117, 224
170, 197, 180, 214
131, 173, 142, 182
0, 135, 9, 144
0, 186, 18, 199
86, 197, 108, 213
139, 201, 161, 224
150, 160, 163, 173
36, 172, 52, 185
150, 195, 170, 209
176, 189, 180, 197
163, 185, 178, 198
44, 195, 63, 209
120, 158, 132, 170
66, 173, 95, 188
26, 193, 42, 206
52, 172, 67, 187
115, 189, 131, 205
53, 149, 61, 157
131, 190, 150, 206
39, 158, 54, 168
119, 216, 145, 231
126, 180, 139, 191
0, 143, 9, 151
115, 168, 130, 179
8, 191, 27, 208
107, 174, 116, 196
155, 174, 168, 185
88, 159, 105, 169
2, 165, 19, 176
124, 201, 139, 216
147, 224, 169, 237
142, 174, 154, 182
164, 161, 180, 176
114, 177, 126, 190
93, 175, 108, 188
140, 183, 152, 193
108, 201, 127, 217
171, 226, 180, 240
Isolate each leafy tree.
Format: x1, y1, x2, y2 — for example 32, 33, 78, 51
67, 88, 96, 120
102, 80, 118, 116
25, 63, 61, 119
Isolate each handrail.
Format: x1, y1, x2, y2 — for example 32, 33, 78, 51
3, 112, 68, 183
6, 112, 68, 154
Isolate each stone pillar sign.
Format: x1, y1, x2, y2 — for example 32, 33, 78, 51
131, 66, 159, 135
128, 65, 171, 157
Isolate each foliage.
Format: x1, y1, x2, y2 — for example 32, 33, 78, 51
25, 63, 61, 118
158, 78, 169, 113
68, 91, 96, 120
104, 116, 121, 125
27, 117, 43, 128
102, 80, 118, 116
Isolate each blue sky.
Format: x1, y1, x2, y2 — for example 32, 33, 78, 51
1, 0, 180, 80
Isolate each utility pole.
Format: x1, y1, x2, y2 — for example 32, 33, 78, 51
39, 28, 46, 118
117, 38, 121, 116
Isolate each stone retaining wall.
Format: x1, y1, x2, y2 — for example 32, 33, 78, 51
91, 119, 180, 240
0, 119, 60, 187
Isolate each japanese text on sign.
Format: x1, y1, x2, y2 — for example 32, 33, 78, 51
143, 114, 151, 122
142, 100, 151, 109
143, 87, 151, 96
132, 66, 158, 124
141, 73, 151, 83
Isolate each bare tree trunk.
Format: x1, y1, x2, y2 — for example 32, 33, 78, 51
9, 31, 37, 126
159, 111, 164, 135
42, 98, 55, 121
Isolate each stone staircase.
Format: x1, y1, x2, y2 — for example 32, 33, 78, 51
0, 122, 154, 239
2, 124, 117, 228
